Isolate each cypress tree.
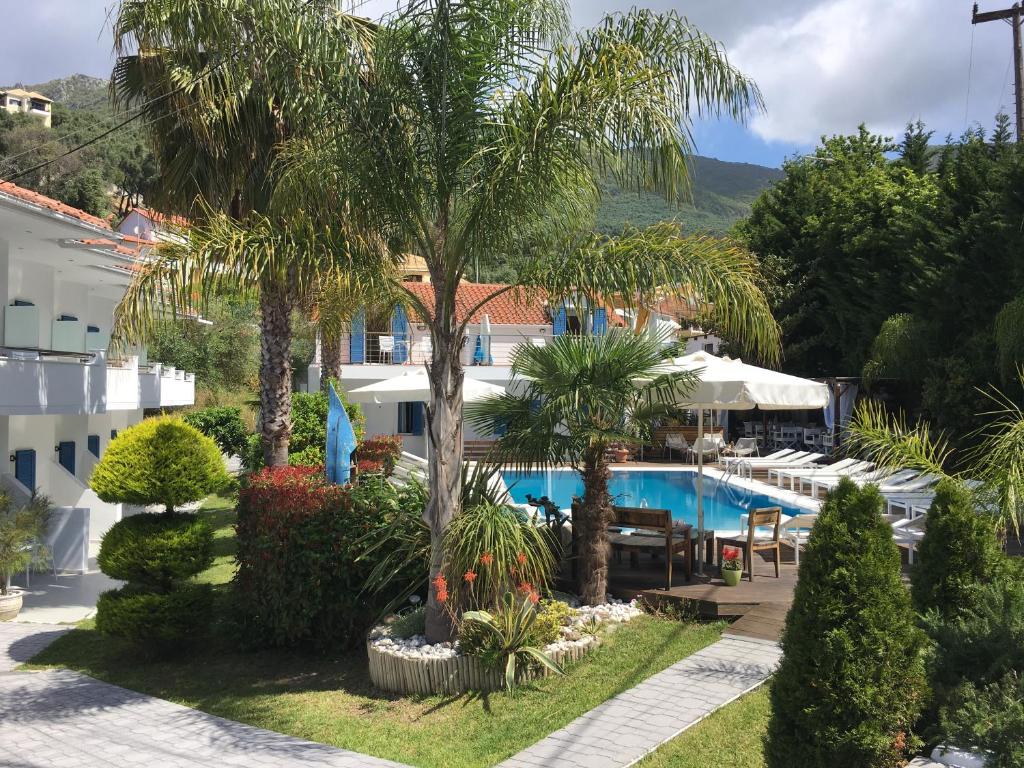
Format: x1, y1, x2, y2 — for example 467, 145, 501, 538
765, 478, 927, 768
911, 478, 1007, 620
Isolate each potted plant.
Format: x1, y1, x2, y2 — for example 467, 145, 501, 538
721, 546, 743, 586
0, 490, 52, 621
610, 443, 631, 463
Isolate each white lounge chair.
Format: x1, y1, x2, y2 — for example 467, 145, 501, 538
806, 468, 927, 500
768, 457, 861, 487
891, 513, 927, 563
690, 436, 721, 462
722, 448, 797, 468
772, 459, 873, 492
730, 437, 759, 458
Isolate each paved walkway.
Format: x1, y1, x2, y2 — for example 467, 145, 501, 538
0, 622, 410, 768
498, 634, 783, 768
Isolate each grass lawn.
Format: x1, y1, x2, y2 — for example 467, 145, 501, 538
27, 496, 726, 768
637, 687, 770, 768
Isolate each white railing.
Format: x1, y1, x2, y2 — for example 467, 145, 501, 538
139, 363, 196, 408
0, 349, 106, 415
349, 331, 551, 367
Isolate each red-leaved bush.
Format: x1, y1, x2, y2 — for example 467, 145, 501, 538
356, 434, 403, 476
234, 466, 427, 649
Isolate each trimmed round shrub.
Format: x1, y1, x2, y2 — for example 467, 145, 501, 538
911, 478, 1008, 619
90, 416, 231, 513
765, 478, 928, 768
95, 583, 215, 648
97, 513, 213, 590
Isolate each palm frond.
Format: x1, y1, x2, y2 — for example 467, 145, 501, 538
846, 399, 954, 478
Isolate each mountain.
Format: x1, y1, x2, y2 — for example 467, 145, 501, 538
595, 155, 784, 235
9, 74, 111, 112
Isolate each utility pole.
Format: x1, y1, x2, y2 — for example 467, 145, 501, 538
973, 2, 1024, 141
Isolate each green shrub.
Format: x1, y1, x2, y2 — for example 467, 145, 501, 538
240, 390, 365, 472
765, 478, 928, 768
90, 416, 231, 513
925, 579, 1024, 709
234, 467, 428, 648
939, 672, 1024, 768
459, 598, 569, 654
390, 607, 426, 639
0, 491, 51, 594
183, 407, 249, 456
911, 479, 1007, 619
95, 583, 215, 648
98, 513, 213, 591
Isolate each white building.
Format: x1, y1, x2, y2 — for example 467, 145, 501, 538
1, 88, 53, 128
0, 182, 195, 571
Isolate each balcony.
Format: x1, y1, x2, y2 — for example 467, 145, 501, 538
0, 348, 105, 416
139, 363, 196, 409
347, 330, 552, 368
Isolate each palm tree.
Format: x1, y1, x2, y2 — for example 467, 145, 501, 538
114, 1, 779, 637
109, 0, 379, 466
847, 376, 1024, 536
466, 329, 696, 603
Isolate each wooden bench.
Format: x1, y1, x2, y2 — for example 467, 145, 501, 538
463, 440, 497, 460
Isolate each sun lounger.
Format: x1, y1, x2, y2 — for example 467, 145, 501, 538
806, 468, 928, 499
780, 513, 819, 564
769, 457, 866, 489
721, 448, 798, 468
890, 513, 927, 563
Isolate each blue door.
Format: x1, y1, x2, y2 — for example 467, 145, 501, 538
13, 449, 36, 492
350, 308, 366, 363
57, 441, 75, 475
87, 434, 100, 457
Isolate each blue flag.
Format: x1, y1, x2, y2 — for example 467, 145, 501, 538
326, 382, 357, 484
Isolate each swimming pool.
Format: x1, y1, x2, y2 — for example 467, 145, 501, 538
503, 469, 806, 533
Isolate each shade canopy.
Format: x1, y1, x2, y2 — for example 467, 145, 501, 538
663, 352, 829, 411
346, 368, 505, 404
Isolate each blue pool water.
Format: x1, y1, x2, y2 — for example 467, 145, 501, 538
503, 469, 805, 532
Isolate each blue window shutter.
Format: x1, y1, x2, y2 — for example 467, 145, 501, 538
350, 308, 365, 363
87, 435, 100, 457
397, 403, 408, 433
412, 402, 425, 436
87, 325, 100, 333
110, 429, 118, 440
12, 299, 34, 307
14, 449, 36, 491
57, 441, 75, 475
391, 305, 409, 364
553, 305, 567, 336
592, 307, 607, 336
57, 314, 78, 322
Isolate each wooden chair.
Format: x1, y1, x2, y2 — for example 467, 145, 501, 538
716, 506, 781, 582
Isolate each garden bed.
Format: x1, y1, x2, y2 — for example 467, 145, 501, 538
368, 600, 642, 694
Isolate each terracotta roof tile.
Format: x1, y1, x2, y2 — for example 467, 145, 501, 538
403, 282, 549, 325
129, 206, 190, 229
0, 180, 111, 230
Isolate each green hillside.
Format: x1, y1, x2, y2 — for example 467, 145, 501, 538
596, 156, 784, 235
3, 75, 783, 236
14, 74, 111, 112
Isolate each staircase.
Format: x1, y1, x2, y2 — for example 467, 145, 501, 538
390, 451, 428, 487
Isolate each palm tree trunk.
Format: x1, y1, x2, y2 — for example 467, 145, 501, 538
424, 272, 466, 642
259, 277, 294, 467
578, 445, 613, 604
321, 329, 342, 392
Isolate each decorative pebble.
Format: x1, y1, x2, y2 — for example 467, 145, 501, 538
368, 599, 643, 661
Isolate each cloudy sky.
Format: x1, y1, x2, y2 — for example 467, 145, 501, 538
1, 0, 1015, 166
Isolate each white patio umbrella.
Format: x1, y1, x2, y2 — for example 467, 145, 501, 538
662, 352, 829, 575
346, 368, 505, 404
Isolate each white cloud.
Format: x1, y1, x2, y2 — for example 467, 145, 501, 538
730, 0, 1011, 144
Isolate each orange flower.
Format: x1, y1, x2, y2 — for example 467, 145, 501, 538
436, 587, 448, 603
528, 590, 540, 605
463, 569, 477, 583
516, 551, 527, 565
480, 552, 494, 566
517, 581, 534, 595
431, 573, 447, 590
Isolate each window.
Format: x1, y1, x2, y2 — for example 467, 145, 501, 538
57, 441, 75, 475
7, 97, 22, 107
704, 342, 715, 354
87, 435, 100, 458
13, 449, 36, 491
397, 401, 424, 435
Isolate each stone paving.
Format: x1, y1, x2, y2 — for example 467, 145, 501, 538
497, 634, 783, 768
0, 622, 411, 768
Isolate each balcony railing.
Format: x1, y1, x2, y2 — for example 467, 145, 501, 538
349, 331, 552, 367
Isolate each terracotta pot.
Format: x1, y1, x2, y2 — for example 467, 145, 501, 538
612, 449, 630, 463
0, 588, 24, 621
722, 569, 742, 587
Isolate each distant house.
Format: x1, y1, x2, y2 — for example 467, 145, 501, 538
1, 88, 53, 128
117, 206, 189, 243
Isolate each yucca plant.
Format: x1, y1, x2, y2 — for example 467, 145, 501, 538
462, 593, 565, 691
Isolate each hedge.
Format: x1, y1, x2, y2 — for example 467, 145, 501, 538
97, 513, 213, 591
96, 583, 215, 649
234, 466, 427, 649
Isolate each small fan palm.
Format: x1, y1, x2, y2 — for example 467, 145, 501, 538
467, 329, 697, 604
